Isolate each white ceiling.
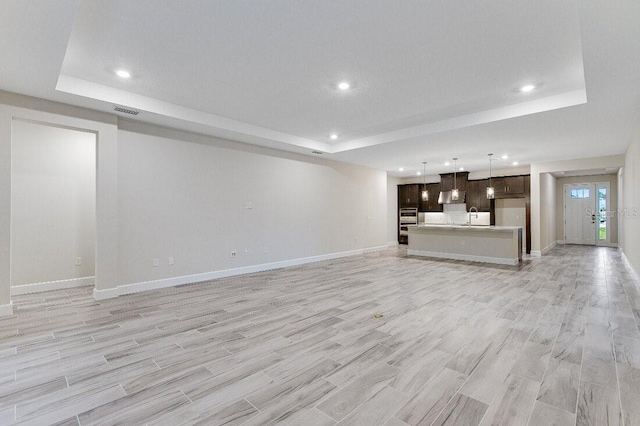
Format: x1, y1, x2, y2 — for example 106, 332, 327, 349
1, 0, 639, 176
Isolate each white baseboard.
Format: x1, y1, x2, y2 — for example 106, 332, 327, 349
93, 245, 389, 301
407, 249, 519, 266
597, 242, 618, 248
387, 241, 399, 247
541, 241, 557, 255
619, 248, 640, 281
11, 276, 94, 295
0, 301, 13, 317
556, 240, 565, 245
93, 287, 120, 301
530, 250, 542, 257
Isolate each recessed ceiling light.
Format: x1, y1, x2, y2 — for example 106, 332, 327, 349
512, 161, 519, 165
399, 167, 404, 171
416, 172, 421, 176
459, 167, 465, 171
501, 155, 509, 160
520, 84, 535, 92
116, 69, 131, 78
329, 134, 338, 140
444, 162, 450, 166
338, 82, 350, 90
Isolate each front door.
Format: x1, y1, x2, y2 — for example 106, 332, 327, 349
564, 183, 596, 245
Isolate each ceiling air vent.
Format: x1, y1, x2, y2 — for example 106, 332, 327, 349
311, 151, 324, 155
114, 106, 140, 116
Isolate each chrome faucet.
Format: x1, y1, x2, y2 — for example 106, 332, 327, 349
469, 206, 478, 219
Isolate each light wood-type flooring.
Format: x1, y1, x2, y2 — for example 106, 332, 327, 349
1, 245, 640, 425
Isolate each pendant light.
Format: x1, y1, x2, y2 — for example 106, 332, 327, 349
421, 162, 428, 201
487, 153, 495, 199
451, 158, 459, 201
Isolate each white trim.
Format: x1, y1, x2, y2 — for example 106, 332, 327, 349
556, 240, 565, 245
92, 245, 389, 300
541, 241, 557, 255
92, 287, 120, 301
0, 301, 13, 317
11, 276, 94, 295
407, 249, 519, 266
598, 242, 618, 248
530, 250, 542, 257
387, 241, 399, 247
619, 248, 640, 281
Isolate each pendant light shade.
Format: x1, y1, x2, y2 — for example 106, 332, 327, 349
451, 158, 459, 201
421, 162, 428, 201
487, 186, 495, 199
487, 153, 495, 199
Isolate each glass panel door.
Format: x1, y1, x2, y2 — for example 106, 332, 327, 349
596, 182, 611, 246
598, 187, 607, 241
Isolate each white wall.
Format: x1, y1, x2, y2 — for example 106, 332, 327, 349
387, 175, 401, 244
539, 172, 557, 253
555, 174, 618, 244
11, 121, 96, 287
0, 93, 119, 311
0, 94, 387, 306
0, 110, 10, 311
116, 121, 388, 286
621, 131, 640, 274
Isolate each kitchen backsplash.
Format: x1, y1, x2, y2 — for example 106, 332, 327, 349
419, 204, 491, 226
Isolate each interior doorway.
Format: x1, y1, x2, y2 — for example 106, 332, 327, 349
563, 183, 597, 245
10, 119, 96, 294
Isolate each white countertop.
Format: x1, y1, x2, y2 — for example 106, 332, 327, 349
409, 224, 523, 232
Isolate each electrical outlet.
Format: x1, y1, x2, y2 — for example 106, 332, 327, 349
244, 249, 250, 256
168, 256, 174, 266
244, 201, 253, 209
230, 251, 237, 258
263, 247, 269, 254
355, 237, 359, 243
75, 257, 82, 266
152, 258, 160, 267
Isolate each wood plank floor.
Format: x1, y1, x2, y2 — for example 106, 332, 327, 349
1, 245, 639, 425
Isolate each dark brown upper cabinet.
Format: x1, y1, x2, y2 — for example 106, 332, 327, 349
492, 175, 526, 198
418, 183, 443, 212
439, 172, 468, 192
465, 179, 491, 212
398, 184, 420, 208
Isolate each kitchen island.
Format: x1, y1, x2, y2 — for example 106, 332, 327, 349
407, 224, 523, 265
